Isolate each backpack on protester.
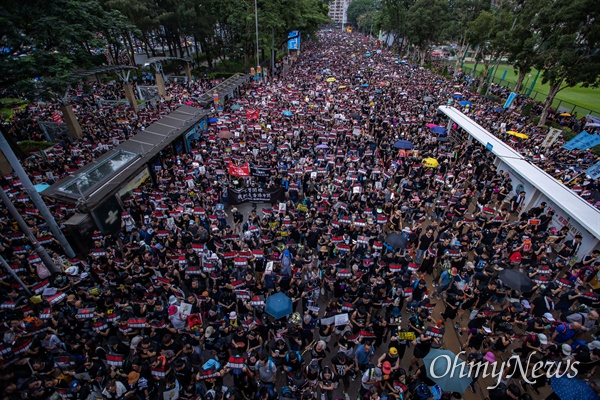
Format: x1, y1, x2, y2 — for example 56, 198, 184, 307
409, 381, 432, 400
561, 307, 588, 323
550, 321, 576, 342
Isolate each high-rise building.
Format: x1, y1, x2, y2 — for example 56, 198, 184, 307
328, 0, 351, 24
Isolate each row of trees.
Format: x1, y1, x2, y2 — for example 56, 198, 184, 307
348, 0, 600, 125
0, 0, 329, 100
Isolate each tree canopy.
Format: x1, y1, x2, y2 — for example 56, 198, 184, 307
0, 0, 131, 99
347, 0, 599, 123
0, 0, 328, 100
1, 0, 598, 124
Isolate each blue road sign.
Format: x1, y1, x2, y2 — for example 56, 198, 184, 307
288, 31, 300, 50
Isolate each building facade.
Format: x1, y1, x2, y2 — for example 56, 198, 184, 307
328, 0, 351, 24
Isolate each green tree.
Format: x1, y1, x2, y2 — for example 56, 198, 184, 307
445, 0, 490, 73
405, 0, 450, 65
347, 0, 378, 27
527, 0, 600, 125
0, 0, 134, 99
466, 9, 511, 93
357, 10, 380, 35
378, 0, 414, 53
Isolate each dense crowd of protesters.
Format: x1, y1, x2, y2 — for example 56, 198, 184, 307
0, 31, 599, 400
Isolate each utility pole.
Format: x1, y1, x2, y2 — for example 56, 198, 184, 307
271, 27, 275, 74
0, 130, 76, 258
0, 187, 59, 274
254, 0, 260, 69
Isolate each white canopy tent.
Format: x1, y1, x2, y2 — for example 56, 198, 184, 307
438, 106, 600, 255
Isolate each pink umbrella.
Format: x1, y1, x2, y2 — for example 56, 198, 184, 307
217, 130, 234, 139
426, 123, 438, 128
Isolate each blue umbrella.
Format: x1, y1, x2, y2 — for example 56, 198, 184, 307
265, 292, 293, 319
550, 376, 598, 400
230, 105, 241, 110
430, 126, 447, 135
282, 110, 293, 117
365, 53, 371, 57
375, 89, 382, 93
208, 117, 219, 123
34, 183, 50, 193
361, 83, 369, 87
453, 93, 464, 99
493, 107, 504, 113
423, 349, 472, 394
393, 140, 414, 149
458, 100, 472, 107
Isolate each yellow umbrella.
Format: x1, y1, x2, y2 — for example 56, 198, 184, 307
507, 131, 529, 139
338, 85, 347, 89
422, 157, 439, 168
560, 113, 571, 117
326, 77, 336, 83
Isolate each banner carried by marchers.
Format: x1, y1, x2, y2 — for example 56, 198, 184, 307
227, 186, 285, 204
228, 163, 250, 177
250, 164, 271, 177
246, 109, 259, 120
541, 127, 562, 148
563, 131, 600, 151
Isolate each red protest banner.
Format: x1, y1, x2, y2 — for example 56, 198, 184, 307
228, 162, 250, 177
246, 109, 259, 120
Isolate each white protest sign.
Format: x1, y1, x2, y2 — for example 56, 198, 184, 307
334, 313, 349, 326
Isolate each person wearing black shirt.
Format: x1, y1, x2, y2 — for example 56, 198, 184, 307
410, 332, 439, 372
464, 327, 486, 352
510, 191, 526, 213
305, 225, 321, 249
528, 202, 546, 218
414, 364, 437, 386
415, 229, 434, 265
530, 293, 555, 317
472, 266, 493, 287
70, 379, 92, 400
475, 280, 500, 309
478, 226, 499, 248
557, 234, 583, 261
537, 210, 554, 232
185, 245, 200, 266
331, 352, 354, 395
407, 280, 427, 311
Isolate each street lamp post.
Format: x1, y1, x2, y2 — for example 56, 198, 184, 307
341, 0, 346, 32
254, 0, 260, 70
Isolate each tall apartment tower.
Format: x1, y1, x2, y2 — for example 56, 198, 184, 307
328, 0, 351, 24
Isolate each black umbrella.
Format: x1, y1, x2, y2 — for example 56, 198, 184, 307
498, 269, 534, 292
385, 233, 408, 250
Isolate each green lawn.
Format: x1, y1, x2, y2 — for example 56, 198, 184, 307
462, 62, 600, 117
